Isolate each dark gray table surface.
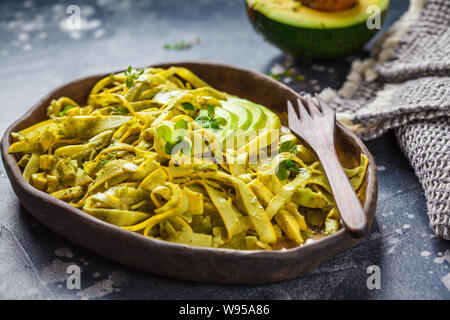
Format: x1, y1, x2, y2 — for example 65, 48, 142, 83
0, 0, 449, 300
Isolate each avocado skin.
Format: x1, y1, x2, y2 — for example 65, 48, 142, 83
246, 4, 388, 60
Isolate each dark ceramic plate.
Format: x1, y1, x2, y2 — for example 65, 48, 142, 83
1, 62, 377, 284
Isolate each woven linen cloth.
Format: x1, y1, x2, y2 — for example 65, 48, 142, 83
319, 0, 450, 239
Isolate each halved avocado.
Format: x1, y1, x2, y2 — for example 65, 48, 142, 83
246, 0, 389, 59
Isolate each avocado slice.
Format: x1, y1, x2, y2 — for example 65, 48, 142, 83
221, 99, 253, 131
216, 107, 238, 127
260, 105, 281, 130
246, 0, 389, 59
222, 96, 281, 152
197, 96, 281, 152
212, 106, 239, 142
236, 103, 281, 154
227, 96, 267, 132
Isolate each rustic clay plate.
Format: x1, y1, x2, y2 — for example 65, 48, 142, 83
1, 62, 377, 284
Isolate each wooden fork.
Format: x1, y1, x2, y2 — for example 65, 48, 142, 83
287, 94, 368, 238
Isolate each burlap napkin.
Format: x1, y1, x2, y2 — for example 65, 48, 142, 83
319, 0, 450, 239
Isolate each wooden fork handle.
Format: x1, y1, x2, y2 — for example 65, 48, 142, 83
316, 147, 368, 238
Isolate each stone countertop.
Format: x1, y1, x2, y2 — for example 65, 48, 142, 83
0, 0, 448, 300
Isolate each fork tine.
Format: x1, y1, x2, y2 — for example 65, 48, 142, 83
296, 97, 310, 120
314, 94, 335, 118
305, 95, 322, 117
287, 100, 298, 117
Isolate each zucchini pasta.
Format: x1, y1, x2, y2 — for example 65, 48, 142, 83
9, 66, 368, 250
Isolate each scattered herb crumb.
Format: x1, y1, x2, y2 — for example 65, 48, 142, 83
163, 39, 200, 50
269, 73, 281, 80
59, 105, 75, 117
99, 152, 117, 167
109, 106, 129, 115
283, 69, 293, 77
268, 63, 306, 83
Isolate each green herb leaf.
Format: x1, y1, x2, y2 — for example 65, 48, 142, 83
276, 167, 290, 181
156, 125, 172, 141
164, 141, 176, 155
181, 102, 196, 111
286, 160, 299, 173
207, 105, 215, 119
195, 115, 210, 122
173, 120, 188, 140
276, 164, 290, 181
116, 106, 129, 115
283, 69, 293, 77
164, 138, 192, 156
174, 119, 188, 131
124, 65, 144, 88
99, 152, 117, 167
163, 40, 192, 50
125, 78, 133, 88
269, 73, 280, 81
210, 120, 220, 130
195, 108, 226, 130
214, 117, 227, 126
276, 159, 299, 181
174, 139, 191, 156
280, 141, 298, 154
59, 105, 75, 117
